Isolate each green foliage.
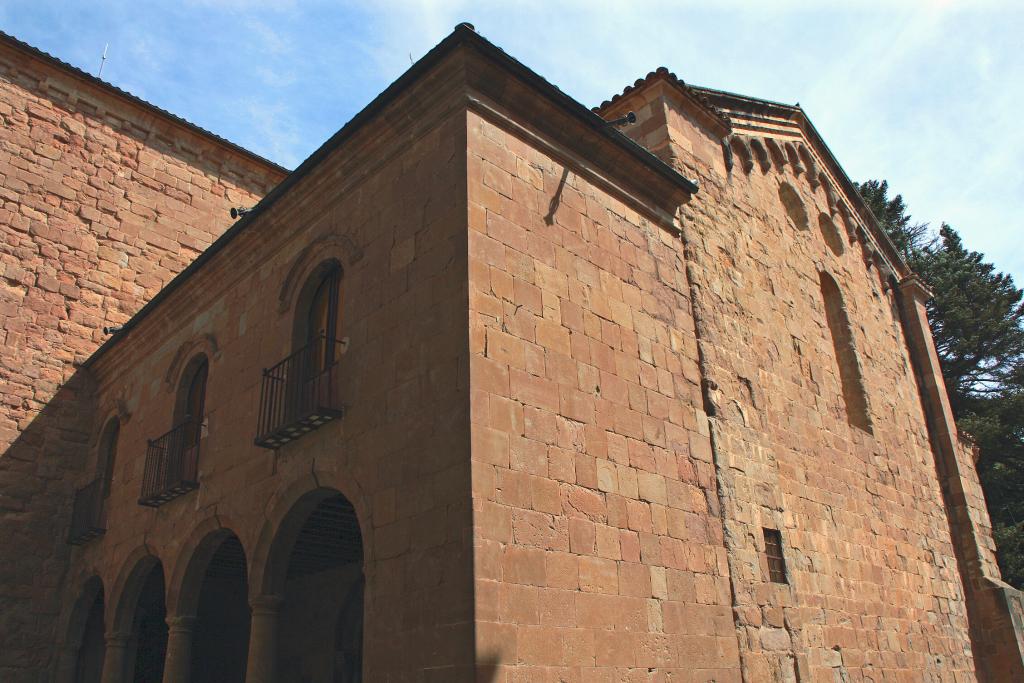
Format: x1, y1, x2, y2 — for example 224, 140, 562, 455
993, 523, 1024, 588
963, 389, 1024, 587
858, 179, 1024, 588
915, 225, 1024, 409
858, 179, 929, 255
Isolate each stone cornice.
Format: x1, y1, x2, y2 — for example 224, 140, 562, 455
898, 274, 933, 303
83, 54, 473, 386
0, 30, 289, 178
83, 31, 697, 386
463, 54, 694, 232
694, 86, 912, 282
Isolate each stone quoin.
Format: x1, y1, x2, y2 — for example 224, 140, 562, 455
0, 23, 1022, 683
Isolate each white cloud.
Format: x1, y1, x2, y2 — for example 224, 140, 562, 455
243, 18, 291, 55
8, 0, 1020, 281
339, 1, 1024, 282
255, 66, 297, 88
241, 98, 303, 168
183, 0, 298, 9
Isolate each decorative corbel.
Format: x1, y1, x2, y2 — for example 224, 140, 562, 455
722, 135, 734, 174
749, 137, 771, 172
765, 137, 787, 170
824, 179, 839, 214
732, 137, 754, 174
798, 144, 819, 188
784, 141, 805, 176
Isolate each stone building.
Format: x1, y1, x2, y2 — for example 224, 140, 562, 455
0, 21, 1021, 683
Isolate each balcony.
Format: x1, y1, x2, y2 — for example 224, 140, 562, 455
255, 335, 345, 449
139, 418, 202, 507
68, 478, 106, 545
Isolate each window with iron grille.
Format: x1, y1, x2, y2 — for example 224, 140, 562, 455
763, 528, 787, 584
255, 261, 346, 449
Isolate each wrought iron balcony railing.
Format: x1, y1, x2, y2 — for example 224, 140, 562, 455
68, 478, 106, 545
255, 335, 345, 449
139, 417, 202, 507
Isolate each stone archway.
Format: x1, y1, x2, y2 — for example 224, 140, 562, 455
188, 533, 250, 683
55, 576, 106, 683
247, 487, 364, 683
107, 554, 167, 683
129, 562, 168, 683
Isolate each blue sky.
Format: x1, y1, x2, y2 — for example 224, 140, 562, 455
3, 1, 1022, 284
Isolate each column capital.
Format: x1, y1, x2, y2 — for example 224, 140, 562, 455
249, 595, 284, 615
898, 274, 932, 303
167, 615, 198, 633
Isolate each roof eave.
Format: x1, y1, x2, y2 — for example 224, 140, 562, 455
81, 24, 697, 370
693, 84, 910, 277
0, 30, 289, 176
596, 68, 733, 138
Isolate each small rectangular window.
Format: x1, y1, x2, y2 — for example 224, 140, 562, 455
763, 528, 787, 584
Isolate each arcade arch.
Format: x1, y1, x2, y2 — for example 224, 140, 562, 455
248, 486, 365, 683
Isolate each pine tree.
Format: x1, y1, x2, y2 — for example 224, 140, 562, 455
916, 225, 1024, 411
858, 179, 928, 255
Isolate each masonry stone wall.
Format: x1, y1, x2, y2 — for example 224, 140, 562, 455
466, 108, 740, 681
601, 80, 981, 681
5, 24, 1021, 683
950, 434, 1024, 681
61, 83, 473, 682
0, 39, 284, 680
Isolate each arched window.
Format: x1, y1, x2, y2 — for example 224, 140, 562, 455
819, 272, 872, 432
294, 262, 342, 375
255, 262, 345, 449
140, 356, 208, 506
308, 270, 339, 344
175, 356, 209, 448
69, 420, 117, 543
185, 361, 208, 421
98, 418, 120, 499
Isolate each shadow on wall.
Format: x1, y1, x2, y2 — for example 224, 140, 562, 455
0, 365, 99, 680
544, 168, 570, 226
478, 653, 503, 682
0, 57, 288, 681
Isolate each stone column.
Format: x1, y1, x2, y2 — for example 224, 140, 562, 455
161, 615, 197, 683
123, 634, 139, 683
53, 641, 81, 683
99, 632, 132, 683
244, 595, 283, 683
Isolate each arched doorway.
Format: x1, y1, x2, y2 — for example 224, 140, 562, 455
264, 488, 364, 683
128, 562, 168, 683
189, 534, 250, 683
331, 573, 364, 683
76, 588, 106, 683
58, 576, 106, 683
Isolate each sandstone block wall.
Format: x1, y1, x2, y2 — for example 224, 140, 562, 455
600, 81, 980, 680
63, 86, 473, 680
5, 23, 1021, 683
950, 434, 1024, 681
466, 109, 740, 681
0, 37, 284, 680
